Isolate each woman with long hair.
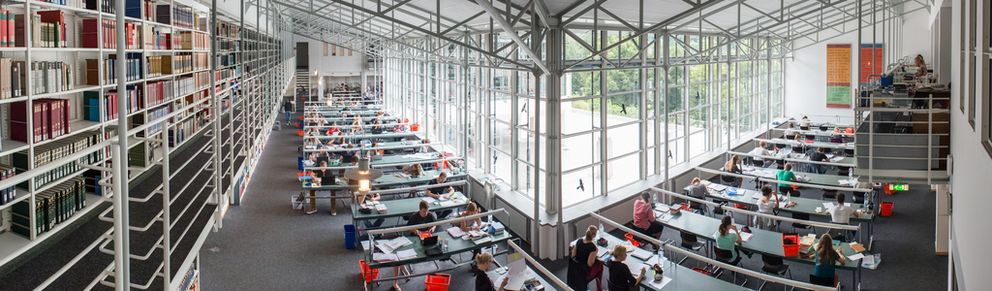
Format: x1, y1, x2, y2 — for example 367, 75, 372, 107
810, 233, 846, 286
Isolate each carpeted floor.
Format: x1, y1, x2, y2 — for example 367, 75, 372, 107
201, 113, 947, 290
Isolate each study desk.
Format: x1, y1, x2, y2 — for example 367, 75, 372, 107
304, 131, 419, 141
305, 110, 385, 117
737, 166, 864, 189
684, 181, 874, 222
733, 148, 855, 169
303, 122, 409, 129
756, 138, 855, 151
486, 266, 559, 291
351, 192, 469, 232
305, 115, 400, 123
682, 181, 875, 244
303, 153, 456, 171
302, 141, 431, 153
593, 233, 750, 291
303, 169, 467, 191
365, 230, 512, 269
653, 204, 863, 287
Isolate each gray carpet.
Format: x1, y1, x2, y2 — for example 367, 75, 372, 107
201, 115, 947, 290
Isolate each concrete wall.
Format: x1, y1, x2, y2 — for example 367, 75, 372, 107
948, 1, 991, 289
784, 9, 932, 125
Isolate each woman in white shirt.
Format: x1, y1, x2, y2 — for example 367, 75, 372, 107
755, 186, 779, 229
799, 116, 811, 130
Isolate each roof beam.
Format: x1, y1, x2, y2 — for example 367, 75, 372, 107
473, 0, 550, 75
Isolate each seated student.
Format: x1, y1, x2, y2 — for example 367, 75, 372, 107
754, 186, 779, 229
426, 172, 459, 218
302, 153, 318, 167
808, 147, 830, 174
607, 245, 646, 291
799, 115, 811, 130
326, 121, 340, 136
829, 127, 845, 143
748, 141, 774, 166
808, 233, 845, 286
714, 216, 750, 265
406, 200, 437, 234
370, 118, 384, 134
403, 163, 424, 177
632, 192, 664, 247
566, 226, 604, 291
783, 123, 798, 140
356, 192, 384, 228
776, 163, 798, 196
459, 202, 483, 231
472, 252, 509, 291
722, 155, 743, 187
686, 177, 708, 200
828, 193, 860, 240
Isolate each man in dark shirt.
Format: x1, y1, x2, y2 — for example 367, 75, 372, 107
425, 172, 458, 218
808, 147, 830, 174
282, 100, 293, 123
406, 201, 437, 234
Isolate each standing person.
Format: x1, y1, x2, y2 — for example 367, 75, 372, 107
317, 161, 337, 215
473, 252, 508, 291
282, 100, 293, 123
809, 234, 846, 286
607, 245, 646, 291
632, 192, 664, 248
567, 226, 604, 291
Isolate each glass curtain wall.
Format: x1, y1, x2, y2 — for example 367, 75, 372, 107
383, 30, 785, 208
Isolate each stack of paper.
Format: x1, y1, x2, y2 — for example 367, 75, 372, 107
396, 249, 418, 260
422, 197, 437, 204
740, 232, 754, 242
446, 226, 467, 238
472, 236, 493, 245
375, 204, 388, 212
373, 252, 398, 262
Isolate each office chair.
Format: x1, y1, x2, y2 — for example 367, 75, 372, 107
759, 255, 792, 290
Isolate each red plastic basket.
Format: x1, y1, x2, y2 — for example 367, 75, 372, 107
425, 273, 451, 291
782, 234, 800, 257
359, 260, 379, 283
624, 232, 641, 247
880, 202, 894, 217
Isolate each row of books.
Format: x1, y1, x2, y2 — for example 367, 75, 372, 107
10, 99, 71, 143
85, 0, 116, 13
30, 61, 73, 95
175, 31, 208, 50
159, 6, 201, 30
0, 10, 15, 47
124, 0, 155, 20
82, 86, 142, 121
41, 0, 86, 8
143, 26, 172, 50
215, 68, 236, 82
82, 170, 103, 196
172, 52, 207, 74
11, 177, 88, 237
175, 72, 208, 97
16, 11, 69, 48
84, 54, 143, 85
12, 131, 101, 169
0, 58, 24, 99
146, 80, 173, 107
146, 55, 174, 77
217, 53, 237, 68
0, 164, 16, 206
19, 147, 102, 189
216, 21, 239, 38
146, 106, 170, 135
168, 111, 207, 147
81, 19, 139, 49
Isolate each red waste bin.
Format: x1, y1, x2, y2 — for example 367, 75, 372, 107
880, 201, 894, 217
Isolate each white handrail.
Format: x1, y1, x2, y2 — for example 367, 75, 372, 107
727, 150, 855, 168
505, 240, 575, 291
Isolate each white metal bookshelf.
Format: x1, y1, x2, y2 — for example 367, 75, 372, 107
0, 0, 292, 288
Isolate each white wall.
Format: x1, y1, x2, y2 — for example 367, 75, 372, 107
785, 9, 932, 125
948, 1, 992, 289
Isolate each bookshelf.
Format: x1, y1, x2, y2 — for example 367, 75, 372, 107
0, 0, 291, 288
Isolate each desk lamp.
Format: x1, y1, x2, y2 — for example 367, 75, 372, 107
345, 157, 383, 194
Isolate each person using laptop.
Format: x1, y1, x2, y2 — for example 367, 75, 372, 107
406, 200, 437, 234
607, 245, 646, 291
472, 252, 508, 291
